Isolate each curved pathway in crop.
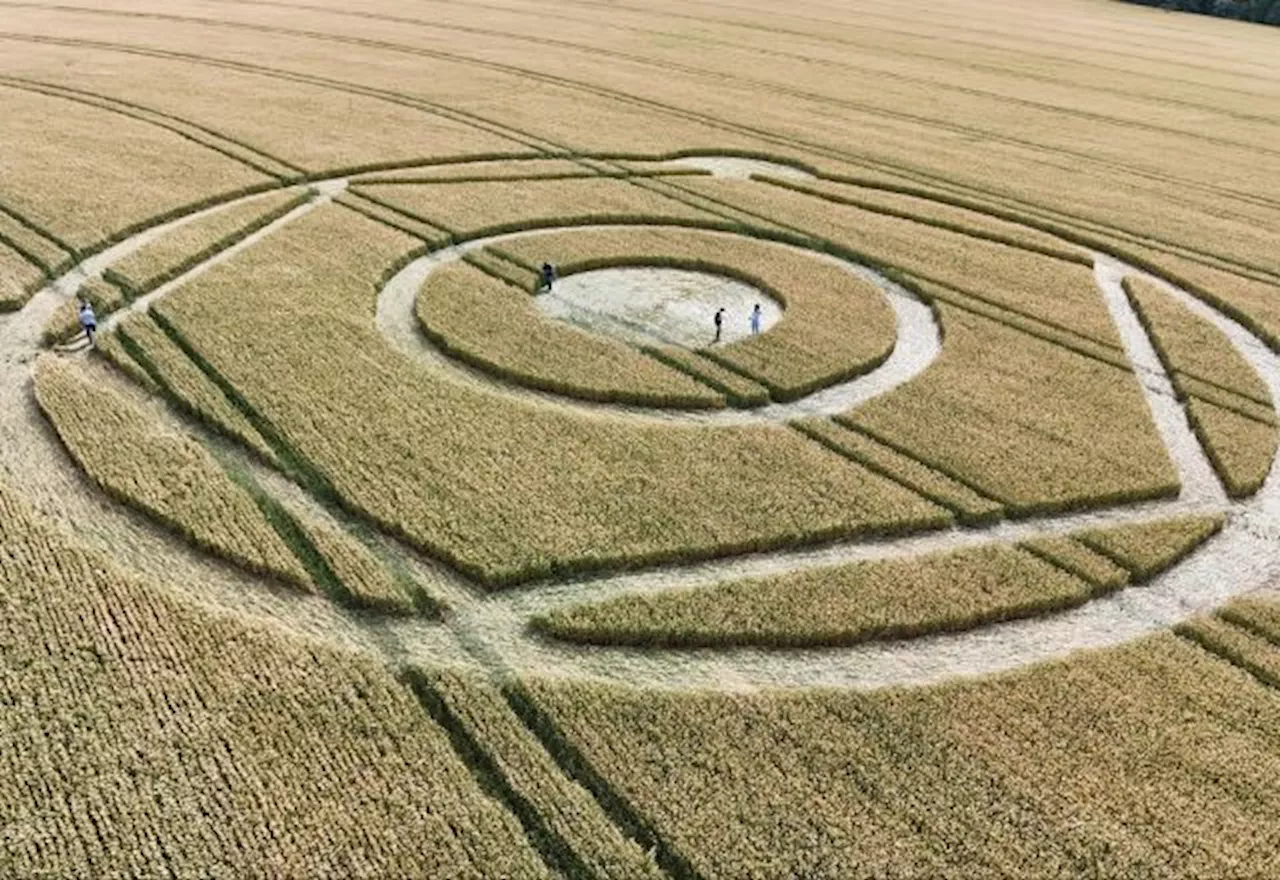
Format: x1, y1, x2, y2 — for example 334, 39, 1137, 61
376, 225, 940, 425
5, 154, 1278, 693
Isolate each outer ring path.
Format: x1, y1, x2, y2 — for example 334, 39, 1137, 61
15, 164, 1279, 693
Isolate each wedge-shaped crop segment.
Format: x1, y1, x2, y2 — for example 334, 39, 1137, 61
497, 226, 898, 400
104, 189, 310, 297
1219, 595, 1280, 644
417, 261, 726, 408
1176, 617, 1280, 690
1124, 277, 1271, 409
1124, 277, 1276, 497
155, 204, 948, 586
532, 544, 1092, 649
1075, 514, 1223, 581
1188, 399, 1277, 498
0, 479, 549, 878
284, 500, 417, 614
523, 633, 1280, 877
644, 345, 771, 407
842, 305, 1178, 514
96, 329, 160, 393
32, 356, 307, 587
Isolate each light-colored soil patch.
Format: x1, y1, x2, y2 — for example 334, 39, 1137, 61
666, 156, 815, 180
536, 266, 781, 348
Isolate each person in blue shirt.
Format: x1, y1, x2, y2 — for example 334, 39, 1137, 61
78, 299, 98, 346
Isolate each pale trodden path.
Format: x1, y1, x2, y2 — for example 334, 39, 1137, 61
3, 162, 1276, 692
377, 224, 941, 426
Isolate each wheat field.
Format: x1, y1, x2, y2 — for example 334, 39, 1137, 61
2, 0, 1280, 875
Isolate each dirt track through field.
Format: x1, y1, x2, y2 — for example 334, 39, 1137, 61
4, 160, 1277, 692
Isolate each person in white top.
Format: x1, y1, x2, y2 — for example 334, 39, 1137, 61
78, 299, 97, 346
750, 302, 762, 335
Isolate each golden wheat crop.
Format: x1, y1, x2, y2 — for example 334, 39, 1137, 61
42, 277, 126, 345
354, 158, 595, 184
32, 355, 308, 587
904, 274, 1130, 371
796, 417, 1004, 525
533, 543, 1092, 648
1017, 535, 1130, 593
1219, 595, 1280, 643
0, 36, 526, 173
644, 345, 771, 407
1076, 514, 1224, 580
534, 513, 1217, 649
0, 241, 46, 310
842, 303, 1178, 513
3, 0, 1280, 871
1187, 399, 1278, 498
465, 249, 541, 290
496, 226, 900, 399
674, 177, 1122, 347
0, 206, 73, 276
417, 261, 726, 408
1176, 615, 1280, 689
415, 668, 666, 878
523, 631, 1280, 877
154, 204, 949, 585
295, 508, 415, 613
1124, 276, 1272, 409
1122, 276, 1277, 496
115, 312, 277, 463
0, 477, 549, 877
352, 177, 718, 239
758, 175, 1089, 263
0, 83, 268, 252
105, 188, 308, 297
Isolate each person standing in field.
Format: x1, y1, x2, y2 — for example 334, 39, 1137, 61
539, 262, 557, 293
750, 303, 762, 335
78, 299, 97, 346
713, 307, 725, 343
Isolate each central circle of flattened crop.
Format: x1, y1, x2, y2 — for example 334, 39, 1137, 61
535, 267, 783, 348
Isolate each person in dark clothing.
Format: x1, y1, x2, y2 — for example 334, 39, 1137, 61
539, 262, 557, 292
713, 307, 725, 343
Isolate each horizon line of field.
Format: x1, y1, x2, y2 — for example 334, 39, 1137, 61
5, 0, 1279, 225
200, 0, 1280, 132
1, 23, 1278, 290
